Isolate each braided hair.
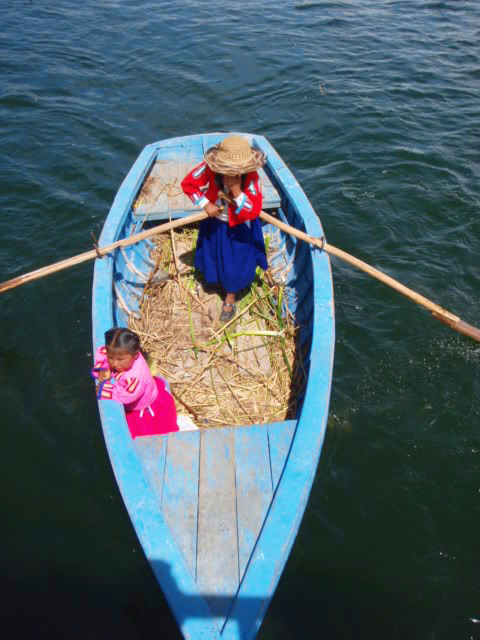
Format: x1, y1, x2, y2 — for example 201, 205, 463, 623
104, 327, 140, 354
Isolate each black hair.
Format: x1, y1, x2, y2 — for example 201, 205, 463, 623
104, 327, 140, 354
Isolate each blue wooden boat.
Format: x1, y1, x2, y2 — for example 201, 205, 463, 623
92, 132, 335, 639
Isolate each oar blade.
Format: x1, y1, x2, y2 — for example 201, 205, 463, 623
432, 311, 480, 343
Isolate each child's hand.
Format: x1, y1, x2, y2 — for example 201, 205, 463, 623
98, 369, 111, 381
204, 202, 220, 217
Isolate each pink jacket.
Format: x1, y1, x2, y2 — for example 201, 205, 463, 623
91, 346, 158, 412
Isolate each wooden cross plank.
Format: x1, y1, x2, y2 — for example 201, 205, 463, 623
134, 435, 168, 504
234, 425, 273, 578
162, 430, 201, 577
197, 428, 239, 627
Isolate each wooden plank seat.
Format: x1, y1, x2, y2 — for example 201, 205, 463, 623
133, 161, 281, 222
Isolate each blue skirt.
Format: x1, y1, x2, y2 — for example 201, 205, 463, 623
194, 218, 268, 293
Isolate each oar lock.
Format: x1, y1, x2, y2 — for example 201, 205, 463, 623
90, 232, 103, 259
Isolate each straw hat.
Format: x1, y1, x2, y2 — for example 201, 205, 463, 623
204, 135, 266, 175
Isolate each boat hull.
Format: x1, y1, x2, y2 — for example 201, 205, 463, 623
92, 133, 335, 639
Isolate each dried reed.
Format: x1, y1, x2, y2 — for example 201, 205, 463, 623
129, 226, 306, 427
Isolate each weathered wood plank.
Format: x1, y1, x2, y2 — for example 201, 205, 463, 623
168, 162, 189, 213
234, 425, 273, 579
135, 160, 196, 218
268, 420, 297, 489
162, 430, 200, 578
134, 435, 167, 503
197, 428, 238, 627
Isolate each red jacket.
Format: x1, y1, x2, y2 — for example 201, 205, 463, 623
181, 162, 263, 227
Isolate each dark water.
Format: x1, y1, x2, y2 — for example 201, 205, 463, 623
1, 1, 479, 638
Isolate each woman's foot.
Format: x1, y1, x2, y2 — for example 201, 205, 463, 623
220, 302, 236, 323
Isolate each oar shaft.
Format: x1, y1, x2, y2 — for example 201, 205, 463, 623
260, 211, 459, 321
220, 190, 459, 323
0, 212, 207, 294
259, 210, 480, 342
324, 243, 459, 321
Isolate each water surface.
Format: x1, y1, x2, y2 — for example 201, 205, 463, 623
1, 1, 479, 638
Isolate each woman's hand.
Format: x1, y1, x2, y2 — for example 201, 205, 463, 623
204, 202, 221, 217
224, 174, 242, 198
98, 369, 111, 381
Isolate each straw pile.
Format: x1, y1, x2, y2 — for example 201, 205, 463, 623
128, 226, 306, 427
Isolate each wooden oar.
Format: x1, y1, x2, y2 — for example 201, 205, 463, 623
218, 191, 480, 343
261, 211, 480, 342
1, 195, 478, 343
0, 211, 207, 294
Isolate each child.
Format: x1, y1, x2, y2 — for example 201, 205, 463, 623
91, 327, 179, 439
181, 135, 268, 322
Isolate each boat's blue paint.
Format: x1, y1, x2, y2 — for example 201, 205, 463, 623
268, 420, 297, 488
135, 435, 168, 500
197, 428, 239, 629
162, 429, 200, 577
92, 133, 335, 639
220, 136, 335, 640
234, 425, 273, 578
